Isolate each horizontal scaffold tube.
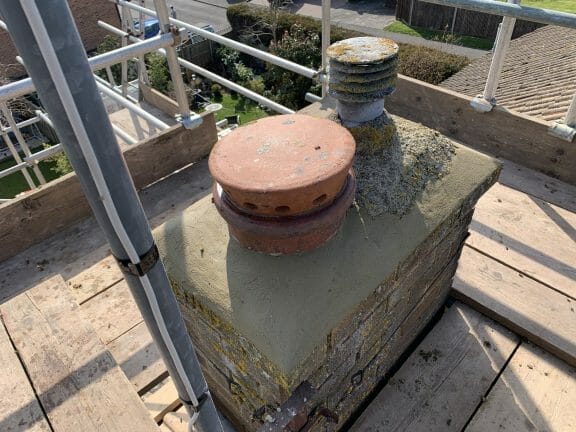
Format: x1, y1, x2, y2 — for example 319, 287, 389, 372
420, 0, 576, 29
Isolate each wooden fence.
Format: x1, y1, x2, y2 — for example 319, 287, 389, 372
177, 26, 233, 68
396, 0, 543, 39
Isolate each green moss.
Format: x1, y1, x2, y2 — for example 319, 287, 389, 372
350, 122, 397, 155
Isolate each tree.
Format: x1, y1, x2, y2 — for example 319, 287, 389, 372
265, 24, 321, 110
146, 52, 171, 93
95, 35, 138, 85
235, 0, 293, 48
215, 46, 241, 79
266, 0, 292, 45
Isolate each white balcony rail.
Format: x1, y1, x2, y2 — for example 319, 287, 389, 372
0, 0, 333, 199
419, 0, 576, 141
3, 0, 573, 200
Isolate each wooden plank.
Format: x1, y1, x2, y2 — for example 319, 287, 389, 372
80, 279, 143, 345
67, 254, 124, 304
162, 405, 238, 432
0, 171, 90, 262
140, 83, 180, 118
0, 275, 159, 431
499, 159, 576, 213
453, 246, 576, 368
125, 114, 216, 190
108, 320, 167, 394
387, 75, 576, 186
0, 159, 210, 305
350, 302, 519, 432
142, 376, 181, 423
467, 182, 576, 299
162, 408, 189, 432
0, 115, 217, 263
466, 342, 576, 432
0, 319, 51, 432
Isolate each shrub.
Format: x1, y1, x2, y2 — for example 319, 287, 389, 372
397, 44, 470, 85
211, 83, 223, 97
146, 52, 171, 93
234, 63, 256, 85
215, 46, 241, 78
245, 77, 266, 95
265, 24, 321, 109
227, 4, 470, 85
45, 145, 73, 176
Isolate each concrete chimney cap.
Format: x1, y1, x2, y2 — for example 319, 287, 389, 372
327, 37, 399, 65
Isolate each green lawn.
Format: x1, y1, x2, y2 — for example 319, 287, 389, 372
0, 147, 62, 199
508, 0, 576, 14
384, 21, 495, 50
212, 93, 269, 125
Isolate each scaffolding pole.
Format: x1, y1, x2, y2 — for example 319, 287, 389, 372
152, 0, 202, 129
15, 57, 143, 146
98, 20, 295, 114
120, 4, 132, 97
0, 2, 224, 431
419, 0, 576, 29
116, 0, 319, 79
471, 0, 519, 112
0, 29, 175, 102
0, 102, 46, 184
321, 0, 331, 99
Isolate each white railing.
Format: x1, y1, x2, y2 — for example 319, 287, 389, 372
419, 0, 576, 141
4, 0, 572, 199
0, 0, 332, 199
0, 29, 175, 186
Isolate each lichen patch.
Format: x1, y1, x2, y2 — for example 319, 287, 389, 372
332, 113, 455, 216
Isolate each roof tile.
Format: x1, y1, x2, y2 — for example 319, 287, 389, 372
442, 26, 576, 122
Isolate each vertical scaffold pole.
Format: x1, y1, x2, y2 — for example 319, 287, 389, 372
0, 1, 223, 430
471, 0, 520, 112
152, 0, 202, 129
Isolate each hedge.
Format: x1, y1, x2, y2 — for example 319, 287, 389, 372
227, 4, 363, 44
227, 4, 470, 85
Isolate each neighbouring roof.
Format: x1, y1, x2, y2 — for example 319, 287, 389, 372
442, 25, 576, 122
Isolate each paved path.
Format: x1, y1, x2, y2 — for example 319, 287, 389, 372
339, 23, 488, 59
142, 0, 234, 33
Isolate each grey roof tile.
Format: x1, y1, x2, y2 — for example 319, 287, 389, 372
442, 26, 576, 122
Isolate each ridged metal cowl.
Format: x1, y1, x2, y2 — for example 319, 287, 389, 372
327, 37, 399, 127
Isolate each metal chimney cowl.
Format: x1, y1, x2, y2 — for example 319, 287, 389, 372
327, 37, 399, 128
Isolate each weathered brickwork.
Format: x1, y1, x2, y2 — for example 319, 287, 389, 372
0, 0, 120, 79
170, 203, 478, 431
155, 106, 501, 431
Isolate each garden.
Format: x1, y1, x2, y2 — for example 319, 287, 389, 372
0, 145, 62, 199
1, 3, 475, 199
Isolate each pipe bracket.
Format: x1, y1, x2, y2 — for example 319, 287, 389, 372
179, 113, 203, 129
548, 121, 576, 142
114, 244, 159, 277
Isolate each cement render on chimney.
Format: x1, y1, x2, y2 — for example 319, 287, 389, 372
154, 138, 500, 376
